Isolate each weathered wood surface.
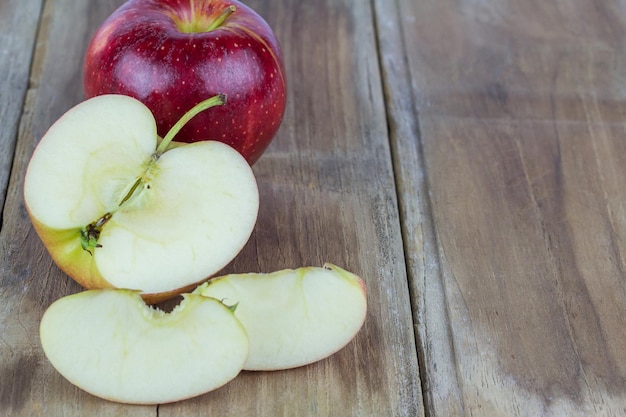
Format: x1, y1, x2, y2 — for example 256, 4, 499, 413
375, 0, 626, 415
0, 0, 421, 416
0, 0, 43, 216
1, 0, 626, 416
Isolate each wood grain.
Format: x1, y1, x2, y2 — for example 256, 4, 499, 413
0, 0, 43, 219
0, 0, 157, 415
377, 0, 626, 415
5, 0, 624, 415
162, 0, 423, 415
0, 0, 422, 415
372, 1, 464, 415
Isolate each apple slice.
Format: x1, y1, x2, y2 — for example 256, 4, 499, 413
194, 263, 367, 371
23, 94, 259, 303
39, 289, 248, 404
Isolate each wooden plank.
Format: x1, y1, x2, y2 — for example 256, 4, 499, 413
376, 0, 626, 415
161, 0, 423, 415
0, 0, 423, 415
0, 0, 155, 415
0, 0, 42, 218
371, 1, 464, 415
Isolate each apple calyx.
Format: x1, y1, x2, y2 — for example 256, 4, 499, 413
80, 213, 111, 254
79, 94, 226, 255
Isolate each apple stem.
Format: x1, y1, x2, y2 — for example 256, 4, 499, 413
154, 94, 227, 157
206, 5, 236, 31
79, 94, 226, 255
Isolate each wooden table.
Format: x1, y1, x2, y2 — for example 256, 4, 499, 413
2, 0, 625, 415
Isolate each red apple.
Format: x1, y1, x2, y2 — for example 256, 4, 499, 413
83, 0, 286, 164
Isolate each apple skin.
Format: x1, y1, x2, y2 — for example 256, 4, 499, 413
28, 217, 200, 304
83, 0, 286, 164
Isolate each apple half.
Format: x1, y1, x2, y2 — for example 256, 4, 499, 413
40, 289, 248, 404
23, 94, 259, 303
194, 263, 367, 370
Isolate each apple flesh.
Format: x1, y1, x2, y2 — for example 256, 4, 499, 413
194, 263, 367, 370
40, 289, 248, 404
23, 94, 259, 303
83, 0, 287, 164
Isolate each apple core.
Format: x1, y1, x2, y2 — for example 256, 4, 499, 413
24, 94, 260, 302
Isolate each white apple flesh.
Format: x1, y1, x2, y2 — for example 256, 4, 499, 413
39, 289, 248, 404
23, 94, 259, 303
195, 263, 367, 371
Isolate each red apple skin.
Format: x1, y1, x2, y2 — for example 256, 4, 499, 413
83, 0, 286, 164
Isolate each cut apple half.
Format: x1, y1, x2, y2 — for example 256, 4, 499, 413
39, 289, 248, 404
23, 94, 259, 302
194, 263, 367, 370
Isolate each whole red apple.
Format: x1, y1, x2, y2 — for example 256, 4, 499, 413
83, 0, 286, 164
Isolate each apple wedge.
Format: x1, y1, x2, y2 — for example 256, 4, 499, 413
194, 263, 367, 370
23, 94, 259, 303
39, 289, 248, 404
